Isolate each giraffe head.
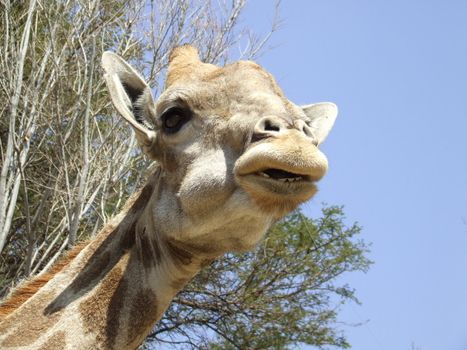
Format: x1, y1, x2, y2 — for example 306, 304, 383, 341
102, 45, 337, 253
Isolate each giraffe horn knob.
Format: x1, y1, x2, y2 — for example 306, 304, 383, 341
166, 45, 216, 87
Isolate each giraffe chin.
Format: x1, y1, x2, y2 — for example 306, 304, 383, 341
235, 173, 318, 218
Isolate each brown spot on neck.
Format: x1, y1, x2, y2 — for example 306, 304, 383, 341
135, 226, 163, 268
165, 238, 195, 266
79, 259, 128, 349
126, 289, 158, 347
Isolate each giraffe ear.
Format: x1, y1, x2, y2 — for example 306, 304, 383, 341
101, 52, 156, 147
301, 102, 338, 145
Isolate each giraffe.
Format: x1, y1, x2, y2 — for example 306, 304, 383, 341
0, 45, 337, 349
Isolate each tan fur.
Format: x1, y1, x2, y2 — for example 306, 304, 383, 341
37, 331, 66, 350
0, 240, 89, 321
166, 45, 217, 88
0, 45, 337, 349
0, 289, 61, 347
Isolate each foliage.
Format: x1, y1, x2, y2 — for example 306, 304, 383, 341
146, 206, 371, 349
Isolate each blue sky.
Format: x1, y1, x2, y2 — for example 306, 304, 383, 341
243, 1, 467, 349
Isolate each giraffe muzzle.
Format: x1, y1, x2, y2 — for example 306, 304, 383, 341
233, 131, 328, 214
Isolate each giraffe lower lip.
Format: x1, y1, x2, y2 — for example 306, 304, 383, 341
237, 173, 315, 198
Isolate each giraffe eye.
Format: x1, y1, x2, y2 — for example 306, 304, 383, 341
161, 107, 191, 134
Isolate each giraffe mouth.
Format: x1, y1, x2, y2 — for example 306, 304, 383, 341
242, 167, 314, 191
234, 167, 318, 217
235, 170, 316, 200
233, 139, 328, 215
234, 136, 328, 185
256, 168, 310, 183
235, 163, 317, 194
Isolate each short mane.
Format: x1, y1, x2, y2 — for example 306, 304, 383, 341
0, 240, 89, 321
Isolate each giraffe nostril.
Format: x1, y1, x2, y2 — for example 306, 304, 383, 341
252, 117, 284, 142
302, 125, 313, 138
263, 119, 281, 132
295, 120, 318, 144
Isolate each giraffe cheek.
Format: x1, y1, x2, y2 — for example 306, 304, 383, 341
178, 172, 235, 219
178, 150, 235, 219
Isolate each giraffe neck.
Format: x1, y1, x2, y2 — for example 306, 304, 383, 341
0, 179, 210, 350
